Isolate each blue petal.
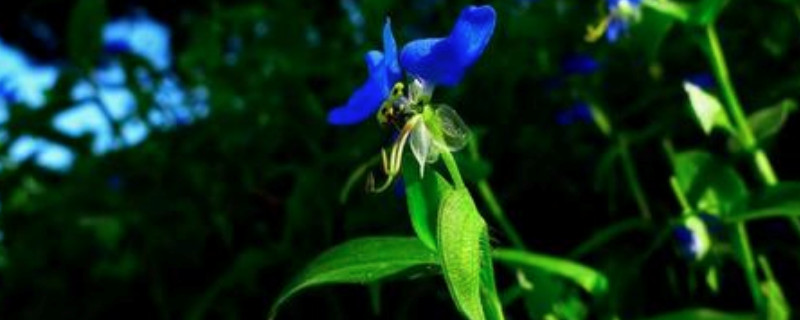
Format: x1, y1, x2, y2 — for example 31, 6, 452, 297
400, 5, 496, 86
327, 78, 386, 125
382, 19, 401, 85
606, 18, 625, 42
561, 54, 599, 75
328, 19, 400, 125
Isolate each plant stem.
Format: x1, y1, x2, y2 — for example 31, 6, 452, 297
467, 138, 527, 250
704, 24, 766, 310
618, 135, 652, 220
477, 181, 527, 250
705, 25, 778, 186
440, 150, 465, 189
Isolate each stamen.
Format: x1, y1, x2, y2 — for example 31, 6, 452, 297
585, 15, 611, 43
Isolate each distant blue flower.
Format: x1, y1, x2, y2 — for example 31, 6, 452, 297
328, 20, 401, 125
605, 0, 642, 42
329, 5, 496, 125
685, 73, 715, 90
557, 102, 593, 125
561, 54, 599, 75
400, 5, 496, 86
103, 40, 133, 55
673, 214, 716, 261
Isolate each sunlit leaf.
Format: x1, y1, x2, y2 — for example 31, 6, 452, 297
493, 249, 608, 296
728, 182, 800, 222
672, 151, 748, 215
689, 0, 729, 26
269, 237, 438, 319
643, 309, 756, 320
438, 188, 487, 320
402, 162, 453, 251
729, 99, 797, 152
683, 82, 733, 135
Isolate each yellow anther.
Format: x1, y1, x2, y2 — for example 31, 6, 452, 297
584, 16, 611, 43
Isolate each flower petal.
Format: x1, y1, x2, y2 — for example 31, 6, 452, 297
327, 78, 386, 125
328, 20, 401, 125
400, 5, 496, 86
382, 19, 401, 85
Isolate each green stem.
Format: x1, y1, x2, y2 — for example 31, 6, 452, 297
618, 135, 652, 220
704, 24, 768, 310
734, 222, 764, 309
705, 25, 778, 186
477, 181, 527, 250
440, 150, 465, 189
467, 138, 527, 250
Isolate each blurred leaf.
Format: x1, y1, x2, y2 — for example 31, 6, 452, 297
683, 82, 733, 135
643, 309, 756, 320
672, 151, 748, 215
438, 188, 487, 320
641, 0, 692, 22
493, 249, 609, 296
479, 232, 504, 320
67, 0, 107, 67
758, 256, 791, 320
402, 160, 453, 251
729, 182, 800, 222
729, 99, 797, 152
634, 6, 677, 62
269, 237, 437, 319
689, 0, 730, 26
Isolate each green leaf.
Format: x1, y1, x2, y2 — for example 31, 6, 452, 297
641, 0, 692, 23
683, 82, 734, 135
438, 188, 487, 320
492, 249, 609, 296
729, 99, 797, 152
479, 232, 505, 320
403, 160, 453, 251
269, 237, 438, 319
633, 6, 677, 62
672, 151, 748, 215
68, 0, 107, 67
689, 0, 729, 26
729, 182, 800, 222
758, 256, 791, 320
643, 309, 756, 320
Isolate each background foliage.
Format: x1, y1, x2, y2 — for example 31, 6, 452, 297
1, 0, 800, 319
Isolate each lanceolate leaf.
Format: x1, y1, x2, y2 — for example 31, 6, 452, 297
683, 82, 733, 135
269, 237, 438, 319
728, 182, 800, 222
492, 249, 609, 296
403, 160, 453, 251
643, 309, 756, 320
672, 151, 748, 215
438, 188, 487, 320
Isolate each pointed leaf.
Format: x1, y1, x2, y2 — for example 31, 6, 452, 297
672, 151, 748, 215
683, 82, 733, 135
270, 237, 438, 319
729, 182, 800, 222
493, 249, 608, 296
689, 0, 730, 26
643, 309, 756, 320
438, 188, 487, 320
402, 161, 453, 251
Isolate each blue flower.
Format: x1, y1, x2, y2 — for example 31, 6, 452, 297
556, 102, 593, 125
328, 20, 401, 125
561, 54, 600, 75
328, 5, 496, 125
605, 0, 642, 42
400, 5, 496, 86
685, 73, 715, 90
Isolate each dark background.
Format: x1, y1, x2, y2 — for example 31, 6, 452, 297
1, 0, 799, 319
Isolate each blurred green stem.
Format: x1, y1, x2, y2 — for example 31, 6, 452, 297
440, 150, 465, 189
703, 24, 767, 310
705, 25, 778, 186
618, 135, 652, 220
467, 138, 527, 250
